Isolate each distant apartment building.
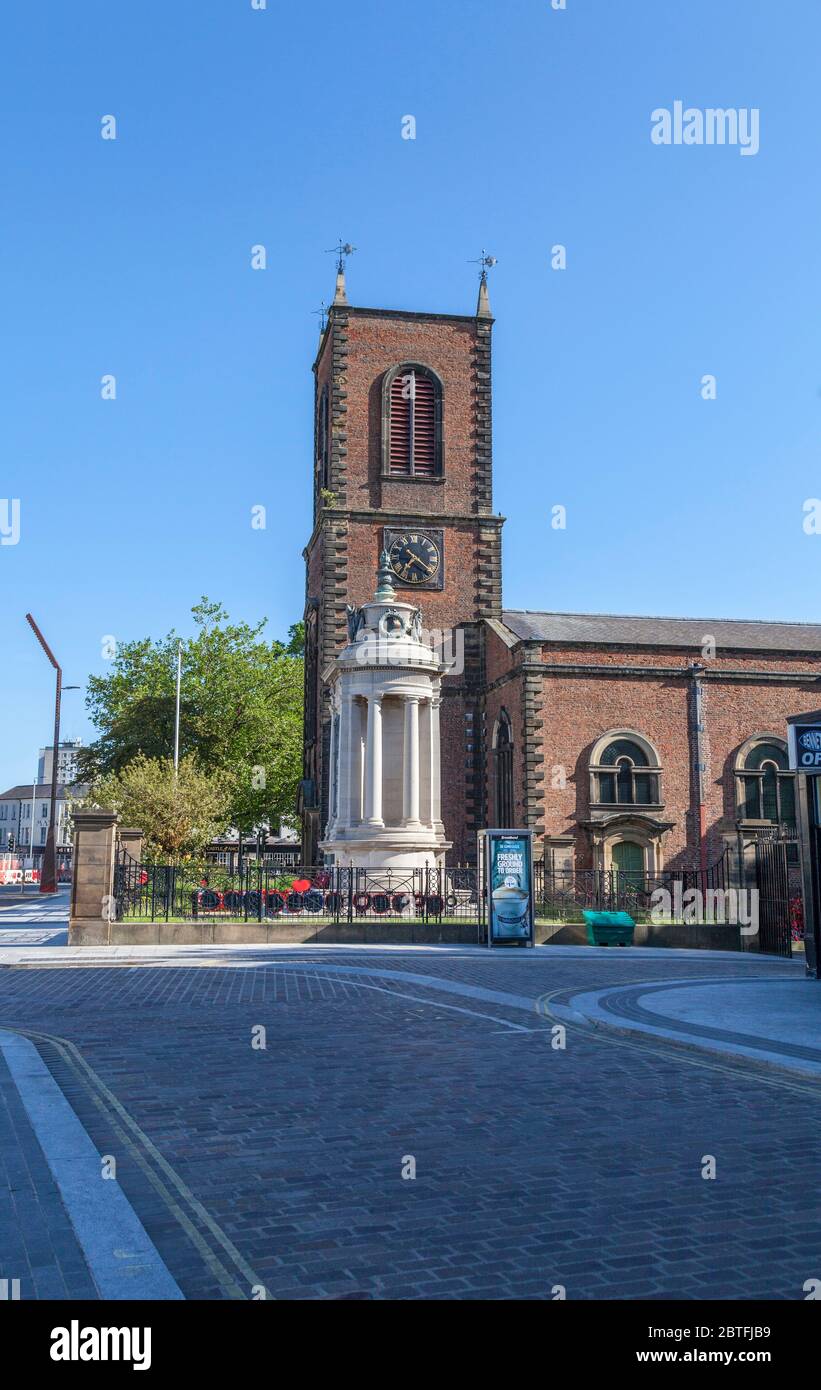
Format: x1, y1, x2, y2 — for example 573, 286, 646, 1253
38, 739, 83, 787
0, 784, 75, 864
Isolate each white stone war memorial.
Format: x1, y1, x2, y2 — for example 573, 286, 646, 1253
320, 553, 450, 869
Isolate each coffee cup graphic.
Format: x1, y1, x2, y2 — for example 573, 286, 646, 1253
492, 873, 530, 934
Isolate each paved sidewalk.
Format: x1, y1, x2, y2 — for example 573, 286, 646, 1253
552, 972, 821, 1079
0, 1028, 183, 1301
0, 1045, 99, 1299
0, 942, 816, 1300
0, 938, 792, 966
0, 887, 69, 948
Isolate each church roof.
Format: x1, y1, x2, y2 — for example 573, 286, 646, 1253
500, 610, 821, 654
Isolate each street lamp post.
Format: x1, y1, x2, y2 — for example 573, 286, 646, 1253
173, 639, 182, 777
25, 614, 79, 894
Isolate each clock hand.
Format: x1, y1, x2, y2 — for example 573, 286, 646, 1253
413, 555, 436, 576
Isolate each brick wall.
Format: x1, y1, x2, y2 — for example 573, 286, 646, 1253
701, 676, 818, 859
485, 632, 821, 869
307, 305, 502, 620
339, 310, 481, 515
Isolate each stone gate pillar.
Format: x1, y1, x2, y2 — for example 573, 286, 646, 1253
69, 808, 120, 945
118, 827, 144, 862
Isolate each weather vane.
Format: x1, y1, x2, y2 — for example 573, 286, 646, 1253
469, 249, 498, 283
326, 240, 356, 273
314, 299, 328, 332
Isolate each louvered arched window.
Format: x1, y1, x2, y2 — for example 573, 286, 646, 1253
382, 364, 443, 478
493, 710, 514, 828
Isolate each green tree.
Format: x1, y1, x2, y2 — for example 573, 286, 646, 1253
79, 599, 304, 833
285, 621, 305, 657
90, 755, 232, 860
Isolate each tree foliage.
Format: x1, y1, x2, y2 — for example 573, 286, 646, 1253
90, 755, 232, 860
79, 599, 304, 834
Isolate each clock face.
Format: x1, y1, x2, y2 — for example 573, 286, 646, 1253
388, 532, 442, 586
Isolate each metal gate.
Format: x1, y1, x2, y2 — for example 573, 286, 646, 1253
752, 839, 795, 958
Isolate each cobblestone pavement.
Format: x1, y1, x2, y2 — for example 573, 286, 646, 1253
0, 947, 817, 1300
0, 887, 69, 946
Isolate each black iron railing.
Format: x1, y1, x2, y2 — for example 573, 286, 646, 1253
533, 853, 732, 923
113, 852, 481, 928
114, 845, 798, 955
115, 851, 732, 924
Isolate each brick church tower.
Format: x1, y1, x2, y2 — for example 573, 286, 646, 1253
300, 260, 503, 864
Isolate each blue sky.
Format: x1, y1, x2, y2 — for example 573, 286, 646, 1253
2, 0, 820, 789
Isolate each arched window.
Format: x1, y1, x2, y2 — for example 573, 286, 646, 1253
303, 608, 319, 741
382, 364, 443, 478
316, 383, 330, 492
493, 710, 514, 828
590, 733, 662, 807
736, 737, 795, 826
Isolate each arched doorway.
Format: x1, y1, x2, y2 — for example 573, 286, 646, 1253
611, 839, 644, 886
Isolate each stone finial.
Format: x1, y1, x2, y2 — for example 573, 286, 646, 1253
333, 267, 348, 306
374, 548, 397, 602
476, 275, 492, 318
472, 251, 496, 318
327, 241, 355, 306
